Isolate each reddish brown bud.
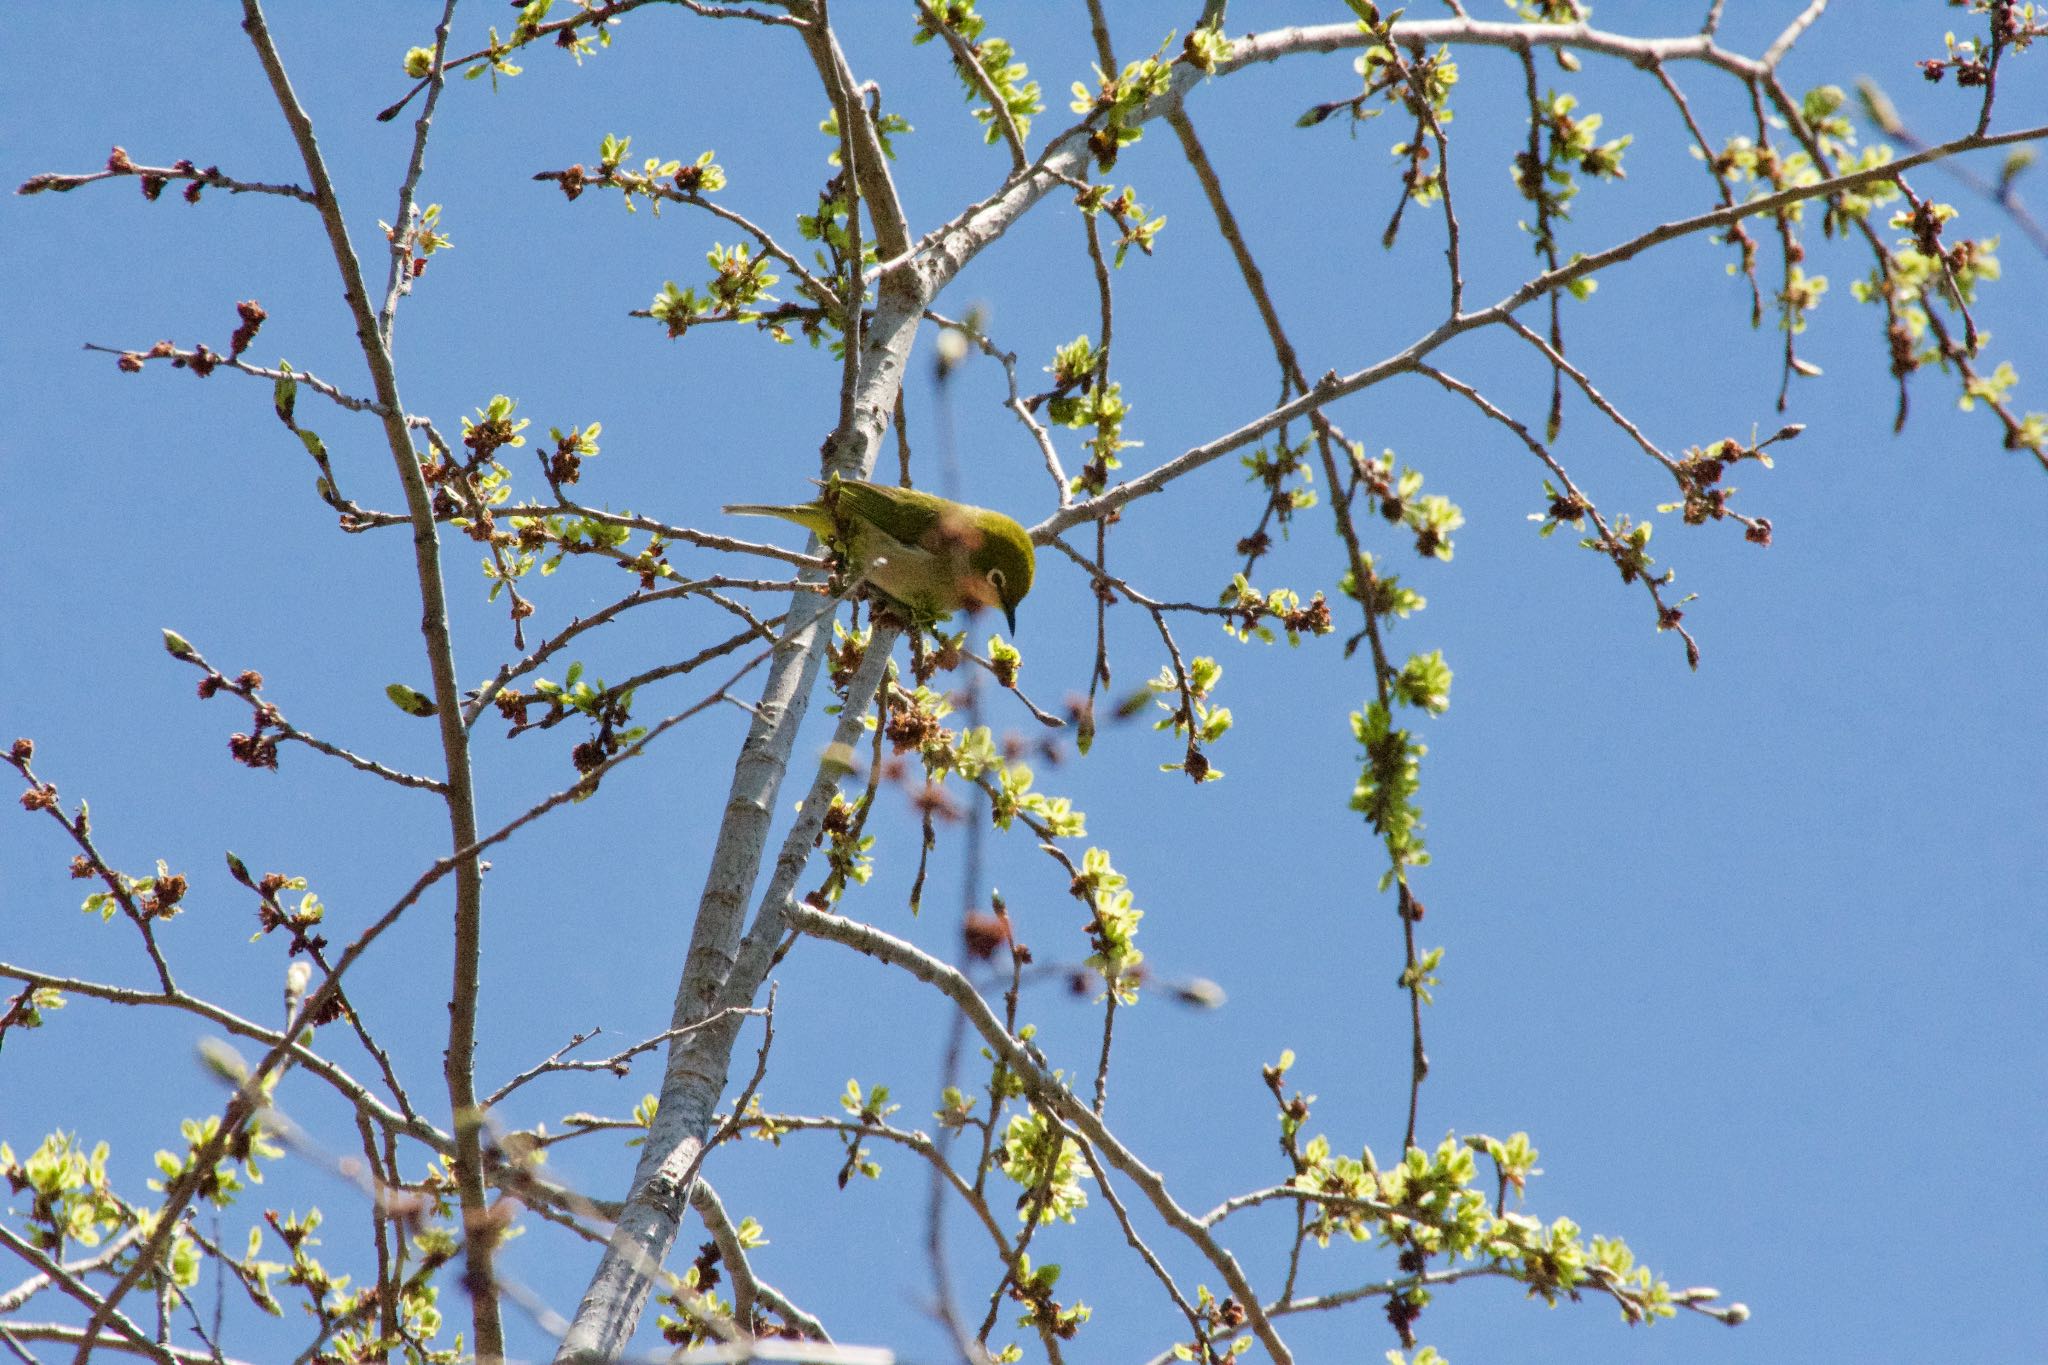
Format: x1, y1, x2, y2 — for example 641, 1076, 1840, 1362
1399, 884, 1425, 922
229, 300, 267, 358
228, 733, 279, 770
146, 872, 188, 918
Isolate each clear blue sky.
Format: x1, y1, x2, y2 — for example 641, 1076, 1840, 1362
4, 4, 2044, 1363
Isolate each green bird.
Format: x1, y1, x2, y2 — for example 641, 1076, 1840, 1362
723, 479, 1037, 634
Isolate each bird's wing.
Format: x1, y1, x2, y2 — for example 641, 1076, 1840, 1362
834, 480, 947, 547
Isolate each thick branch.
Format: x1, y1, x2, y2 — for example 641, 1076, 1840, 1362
555, 624, 902, 1361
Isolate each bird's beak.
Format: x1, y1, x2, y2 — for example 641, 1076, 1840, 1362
1003, 603, 1019, 636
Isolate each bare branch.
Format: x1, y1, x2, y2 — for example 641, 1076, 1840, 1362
1761, 0, 1829, 70
484, 1011, 765, 1111
0, 1228, 144, 1317
0, 1321, 257, 1365
0, 1224, 173, 1365
17, 149, 314, 204
168, 639, 449, 792
79, 343, 385, 415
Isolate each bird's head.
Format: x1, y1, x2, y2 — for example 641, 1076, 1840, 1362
962, 510, 1036, 636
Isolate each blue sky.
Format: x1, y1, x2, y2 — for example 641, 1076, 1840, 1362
4, 4, 2045, 1363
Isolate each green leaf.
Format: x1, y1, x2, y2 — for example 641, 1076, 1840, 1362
272, 363, 297, 426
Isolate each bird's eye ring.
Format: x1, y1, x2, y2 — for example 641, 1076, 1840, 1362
987, 567, 1007, 591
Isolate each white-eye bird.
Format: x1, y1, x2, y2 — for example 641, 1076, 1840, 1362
723, 479, 1036, 634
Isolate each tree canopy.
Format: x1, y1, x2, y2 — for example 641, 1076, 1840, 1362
5, 4, 2045, 1364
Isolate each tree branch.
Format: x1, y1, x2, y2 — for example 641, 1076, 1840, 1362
786, 905, 1293, 1365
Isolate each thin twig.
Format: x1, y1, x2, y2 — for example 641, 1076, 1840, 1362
1411, 362, 1700, 664
484, 1012, 764, 1111
1499, 314, 1680, 473
923, 310, 1072, 502
1072, 1139, 1201, 1335
78, 343, 384, 414
17, 153, 314, 204
1760, 0, 1829, 70
376, 0, 459, 343
917, 0, 1030, 175
169, 640, 448, 793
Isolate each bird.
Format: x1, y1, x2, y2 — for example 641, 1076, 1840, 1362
723, 478, 1036, 634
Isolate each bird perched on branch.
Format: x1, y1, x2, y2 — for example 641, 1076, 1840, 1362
724, 478, 1036, 634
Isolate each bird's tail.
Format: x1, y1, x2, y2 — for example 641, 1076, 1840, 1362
722, 501, 833, 537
